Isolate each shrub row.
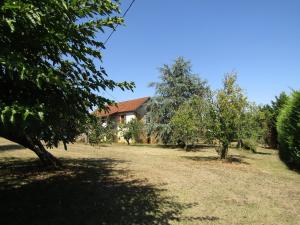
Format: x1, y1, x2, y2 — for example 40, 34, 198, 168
277, 91, 300, 169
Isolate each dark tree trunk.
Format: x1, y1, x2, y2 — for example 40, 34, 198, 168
220, 143, 228, 159
177, 140, 185, 148
184, 141, 189, 151
24, 136, 62, 168
1, 134, 62, 168
236, 139, 243, 148
184, 144, 188, 151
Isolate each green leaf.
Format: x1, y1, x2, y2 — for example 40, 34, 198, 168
62, 0, 68, 10
23, 109, 31, 121
38, 112, 44, 121
1, 107, 11, 124
6, 19, 15, 32
10, 109, 17, 124
20, 65, 26, 79
1, 114, 5, 124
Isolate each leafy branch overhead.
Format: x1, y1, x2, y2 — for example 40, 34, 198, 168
0, 0, 134, 167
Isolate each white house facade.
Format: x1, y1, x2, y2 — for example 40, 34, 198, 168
95, 97, 150, 143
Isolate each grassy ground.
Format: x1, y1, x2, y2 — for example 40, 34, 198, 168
0, 138, 299, 225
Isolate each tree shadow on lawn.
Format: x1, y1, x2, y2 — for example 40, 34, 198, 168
157, 144, 215, 152
253, 151, 272, 155
182, 155, 250, 165
0, 144, 26, 151
0, 157, 219, 225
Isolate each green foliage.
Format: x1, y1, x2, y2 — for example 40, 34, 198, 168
170, 103, 199, 149
122, 130, 132, 145
146, 57, 211, 144
88, 117, 116, 145
0, 0, 134, 165
277, 91, 300, 169
209, 73, 248, 159
242, 138, 257, 153
121, 119, 144, 145
237, 103, 269, 147
253, 105, 272, 145
170, 96, 210, 149
131, 119, 145, 143
263, 92, 289, 148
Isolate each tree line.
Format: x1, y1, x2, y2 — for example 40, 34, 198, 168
144, 57, 299, 168
89, 57, 299, 169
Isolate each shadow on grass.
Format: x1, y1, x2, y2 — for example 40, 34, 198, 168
182, 155, 250, 165
0, 157, 218, 225
253, 151, 272, 155
74, 142, 113, 148
157, 144, 215, 152
0, 144, 25, 151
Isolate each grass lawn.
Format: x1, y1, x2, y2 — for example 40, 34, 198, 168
0, 138, 299, 225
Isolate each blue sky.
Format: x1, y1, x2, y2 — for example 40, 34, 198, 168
100, 0, 300, 105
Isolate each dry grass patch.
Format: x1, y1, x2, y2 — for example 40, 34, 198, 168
0, 138, 299, 225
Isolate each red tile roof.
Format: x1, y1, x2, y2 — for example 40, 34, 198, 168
95, 97, 150, 116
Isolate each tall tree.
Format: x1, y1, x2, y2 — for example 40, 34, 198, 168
277, 91, 300, 169
146, 57, 210, 144
0, 0, 133, 167
235, 103, 266, 147
170, 96, 210, 149
264, 92, 289, 148
210, 73, 247, 159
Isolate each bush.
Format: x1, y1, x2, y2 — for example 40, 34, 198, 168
170, 96, 210, 149
277, 91, 300, 169
123, 130, 132, 145
121, 119, 144, 145
242, 138, 257, 153
88, 117, 116, 145
170, 103, 199, 149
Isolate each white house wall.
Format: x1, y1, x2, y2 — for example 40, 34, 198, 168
116, 112, 136, 143
105, 103, 148, 143
125, 112, 136, 123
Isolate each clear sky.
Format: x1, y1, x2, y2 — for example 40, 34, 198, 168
99, 0, 300, 105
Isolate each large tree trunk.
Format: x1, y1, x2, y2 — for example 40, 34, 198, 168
24, 136, 62, 168
184, 144, 188, 151
236, 139, 243, 149
1, 134, 62, 168
184, 141, 189, 151
220, 143, 229, 159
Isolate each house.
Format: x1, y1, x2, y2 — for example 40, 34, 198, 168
94, 97, 150, 143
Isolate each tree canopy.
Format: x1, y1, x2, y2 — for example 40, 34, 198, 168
209, 73, 248, 159
170, 96, 210, 149
146, 57, 210, 144
263, 92, 289, 148
87, 117, 117, 145
277, 91, 300, 169
0, 0, 133, 167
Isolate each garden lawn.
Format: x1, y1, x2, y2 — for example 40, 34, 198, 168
0, 138, 299, 225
